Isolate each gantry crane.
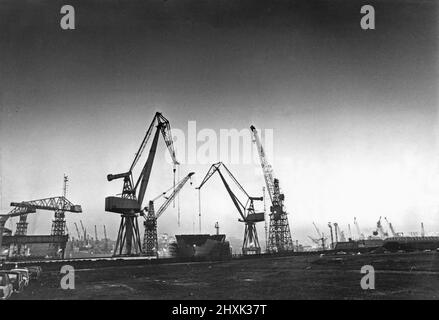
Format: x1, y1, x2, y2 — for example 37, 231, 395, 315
10, 195, 82, 257
0, 207, 36, 255
105, 112, 179, 256
142, 172, 194, 257
197, 162, 264, 255
250, 125, 293, 253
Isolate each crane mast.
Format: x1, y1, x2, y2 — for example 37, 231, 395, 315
250, 125, 293, 252
143, 172, 194, 257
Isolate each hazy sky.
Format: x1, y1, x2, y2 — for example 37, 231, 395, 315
1, 0, 438, 247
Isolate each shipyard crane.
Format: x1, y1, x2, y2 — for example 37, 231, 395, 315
328, 222, 334, 249
421, 222, 425, 237
103, 225, 109, 252
250, 125, 293, 253
105, 112, 179, 256
142, 172, 194, 257
384, 217, 397, 237
375, 216, 388, 239
10, 195, 82, 257
74, 222, 81, 240
94, 225, 99, 243
80, 220, 86, 244
0, 206, 36, 255
197, 162, 264, 255
354, 217, 365, 240
312, 222, 327, 250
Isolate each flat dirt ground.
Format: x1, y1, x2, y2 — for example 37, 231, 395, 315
13, 251, 439, 300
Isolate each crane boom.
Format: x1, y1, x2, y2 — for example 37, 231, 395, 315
250, 126, 275, 204
197, 162, 264, 255
250, 125, 293, 252
155, 172, 194, 219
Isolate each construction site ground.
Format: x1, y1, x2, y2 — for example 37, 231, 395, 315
13, 251, 439, 300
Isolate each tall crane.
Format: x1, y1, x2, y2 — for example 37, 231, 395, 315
142, 172, 194, 257
105, 112, 179, 256
421, 222, 425, 237
250, 125, 293, 253
384, 217, 397, 237
197, 162, 264, 255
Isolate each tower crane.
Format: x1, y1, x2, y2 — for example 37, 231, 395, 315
105, 112, 179, 256
384, 217, 397, 237
197, 162, 264, 255
142, 172, 194, 257
250, 125, 293, 253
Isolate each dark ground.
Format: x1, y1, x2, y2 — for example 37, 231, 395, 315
13, 251, 439, 300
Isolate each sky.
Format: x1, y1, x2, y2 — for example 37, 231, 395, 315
0, 0, 438, 248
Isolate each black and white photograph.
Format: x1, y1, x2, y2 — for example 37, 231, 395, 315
0, 0, 438, 307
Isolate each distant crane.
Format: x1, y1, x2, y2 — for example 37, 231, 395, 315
421, 222, 425, 237
105, 112, 179, 256
80, 220, 86, 244
334, 223, 346, 242
250, 125, 293, 253
74, 222, 81, 241
103, 225, 109, 252
311, 222, 327, 250
142, 172, 194, 257
94, 225, 99, 243
328, 222, 334, 249
375, 216, 388, 239
354, 217, 365, 240
384, 217, 397, 237
197, 162, 264, 255
215, 222, 220, 235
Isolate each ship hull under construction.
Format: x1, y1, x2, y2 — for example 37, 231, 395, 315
175, 234, 231, 259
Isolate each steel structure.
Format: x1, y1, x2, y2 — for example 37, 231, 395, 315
250, 125, 293, 252
105, 112, 179, 256
197, 162, 264, 255
0, 207, 36, 255
354, 217, 365, 240
142, 172, 194, 257
10, 196, 82, 257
